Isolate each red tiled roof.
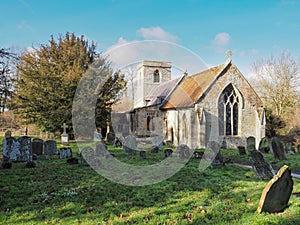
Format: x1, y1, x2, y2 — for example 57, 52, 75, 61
161, 60, 231, 109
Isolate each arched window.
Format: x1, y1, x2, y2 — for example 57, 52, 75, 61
147, 116, 151, 131
219, 84, 240, 136
153, 69, 160, 83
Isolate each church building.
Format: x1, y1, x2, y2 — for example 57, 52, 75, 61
114, 59, 265, 149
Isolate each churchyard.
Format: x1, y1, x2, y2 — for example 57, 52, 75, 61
0, 135, 300, 224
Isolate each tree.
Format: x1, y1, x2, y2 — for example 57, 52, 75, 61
0, 49, 18, 113
12, 32, 126, 134
252, 51, 300, 134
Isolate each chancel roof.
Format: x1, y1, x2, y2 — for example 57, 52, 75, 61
160, 59, 232, 109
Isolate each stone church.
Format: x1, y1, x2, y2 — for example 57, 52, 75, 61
113, 59, 265, 149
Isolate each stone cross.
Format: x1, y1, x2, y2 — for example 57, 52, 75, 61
62, 123, 68, 134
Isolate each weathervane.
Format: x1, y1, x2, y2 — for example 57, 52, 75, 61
226, 50, 233, 59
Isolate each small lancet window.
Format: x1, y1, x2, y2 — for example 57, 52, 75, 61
153, 69, 160, 83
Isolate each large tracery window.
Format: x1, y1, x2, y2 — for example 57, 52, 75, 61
153, 69, 160, 83
219, 84, 240, 136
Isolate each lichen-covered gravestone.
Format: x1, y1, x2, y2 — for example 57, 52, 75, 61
257, 165, 293, 213
247, 136, 256, 151
177, 144, 191, 159
250, 150, 274, 180
270, 137, 287, 160
3, 136, 32, 162
59, 148, 72, 159
44, 140, 57, 155
31, 138, 44, 155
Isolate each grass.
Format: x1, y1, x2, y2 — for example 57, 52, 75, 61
0, 141, 300, 224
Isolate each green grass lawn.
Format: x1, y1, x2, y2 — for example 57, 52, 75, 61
0, 142, 300, 224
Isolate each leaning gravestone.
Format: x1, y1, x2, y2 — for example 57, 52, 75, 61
44, 140, 57, 155
59, 148, 72, 159
123, 135, 137, 155
249, 150, 274, 180
258, 137, 270, 153
247, 136, 256, 151
31, 138, 44, 155
270, 137, 287, 160
257, 165, 293, 213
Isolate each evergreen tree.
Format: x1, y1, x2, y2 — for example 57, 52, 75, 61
12, 32, 126, 135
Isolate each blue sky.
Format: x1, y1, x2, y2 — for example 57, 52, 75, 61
1, 0, 300, 76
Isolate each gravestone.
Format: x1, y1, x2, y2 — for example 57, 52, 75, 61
44, 140, 57, 155
59, 148, 72, 159
113, 136, 123, 147
2, 137, 17, 161
152, 135, 163, 150
257, 165, 293, 213
106, 132, 115, 144
177, 144, 191, 159
95, 142, 108, 157
270, 137, 287, 160
123, 135, 137, 155
31, 138, 44, 155
80, 146, 95, 166
164, 149, 173, 157
284, 142, 294, 154
258, 137, 270, 153
249, 150, 274, 180
206, 141, 225, 168
247, 136, 256, 151
140, 150, 146, 159
237, 146, 246, 155
150, 145, 159, 153
3, 136, 32, 162
18, 136, 32, 162
4, 130, 11, 138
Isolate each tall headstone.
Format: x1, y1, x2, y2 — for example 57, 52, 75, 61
247, 136, 256, 151
270, 137, 287, 160
17, 136, 32, 162
258, 137, 270, 153
44, 140, 57, 155
250, 150, 274, 180
257, 165, 293, 213
31, 138, 44, 155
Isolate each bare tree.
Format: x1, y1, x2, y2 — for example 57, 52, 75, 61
251, 51, 300, 134
252, 51, 300, 117
0, 49, 18, 112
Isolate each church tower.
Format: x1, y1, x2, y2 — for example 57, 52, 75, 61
134, 60, 172, 108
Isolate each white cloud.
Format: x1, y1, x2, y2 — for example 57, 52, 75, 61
136, 26, 178, 42
212, 32, 231, 46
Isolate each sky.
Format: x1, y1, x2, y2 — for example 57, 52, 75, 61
1, 0, 300, 77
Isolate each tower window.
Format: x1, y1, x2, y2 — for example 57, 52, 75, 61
153, 69, 160, 83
